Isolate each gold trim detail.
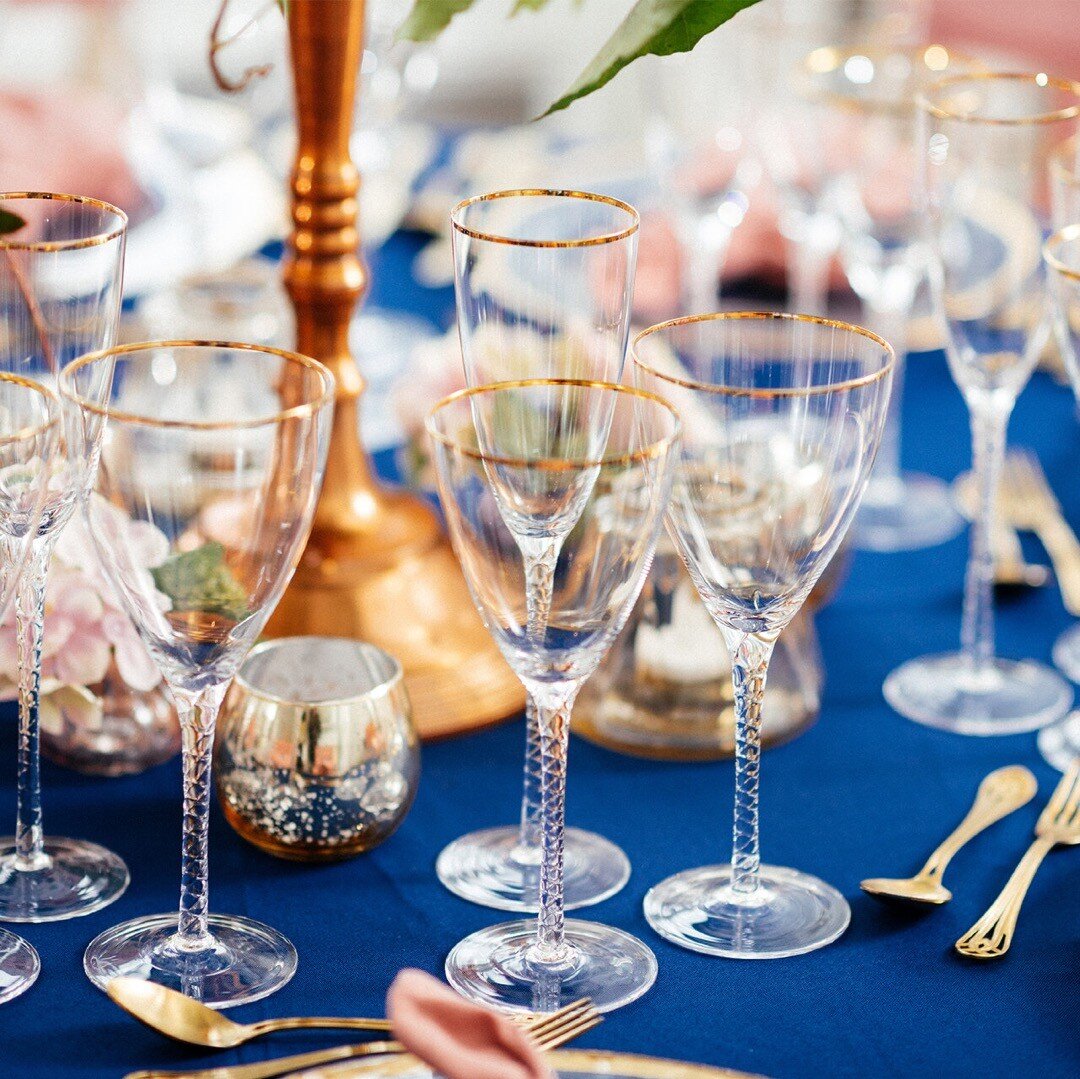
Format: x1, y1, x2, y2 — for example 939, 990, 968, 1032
917, 71, 1080, 126
0, 191, 127, 251
1044, 222, 1080, 282
0, 373, 59, 446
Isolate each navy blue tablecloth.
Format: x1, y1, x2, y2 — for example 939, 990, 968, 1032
0, 233, 1077, 1077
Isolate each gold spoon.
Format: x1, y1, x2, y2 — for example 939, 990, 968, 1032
107, 977, 392, 1049
861, 765, 1037, 905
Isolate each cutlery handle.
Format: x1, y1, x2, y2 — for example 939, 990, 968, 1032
919, 768, 1036, 881
123, 1040, 404, 1079
249, 1016, 393, 1035
955, 837, 1054, 959
1036, 515, 1080, 615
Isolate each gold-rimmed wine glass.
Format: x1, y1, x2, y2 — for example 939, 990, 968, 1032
0, 373, 61, 1002
440, 189, 640, 915
60, 341, 334, 1007
429, 380, 679, 1013
884, 73, 1079, 735
0, 192, 130, 924
796, 42, 979, 552
1042, 224, 1080, 770
1049, 136, 1080, 230
634, 311, 893, 959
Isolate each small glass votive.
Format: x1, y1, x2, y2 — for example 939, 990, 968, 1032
215, 637, 420, 862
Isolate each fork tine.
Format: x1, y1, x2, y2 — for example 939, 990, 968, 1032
1041, 759, 1080, 825
535, 1012, 602, 1051
525, 998, 592, 1038
529, 1003, 600, 1045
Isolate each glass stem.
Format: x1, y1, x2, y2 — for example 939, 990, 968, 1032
172, 682, 227, 950
529, 679, 583, 964
787, 232, 832, 316
517, 540, 560, 854
961, 402, 1010, 677
863, 298, 910, 501
730, 632, 776, 896
14, 536, 55, 870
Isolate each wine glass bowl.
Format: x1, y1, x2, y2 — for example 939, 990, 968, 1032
438, 190, 641, 915
62, 341, 334, 1007
429, 380, 680, 1012
633, 312, 893, 959
884, 73, 1080, 735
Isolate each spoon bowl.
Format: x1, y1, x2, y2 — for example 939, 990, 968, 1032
859, 876, 952, 905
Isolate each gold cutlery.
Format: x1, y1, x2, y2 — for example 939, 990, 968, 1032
123, 997, 601, 1079
953, 471, 1050, 589
861, 765, 1037, 904
956, 760, 1080, 959
999, 450, 1080, 613
108, 977, 392, 1048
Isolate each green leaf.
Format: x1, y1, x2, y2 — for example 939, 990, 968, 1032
541, 0, 762, 117
151, 542, 250, 623
0, 208, 26, 236
397, 0, 478, 42
512, 0, 552, 13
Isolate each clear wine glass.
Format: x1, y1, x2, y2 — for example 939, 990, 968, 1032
62, 341, 334, 1007
634, 311, 893, 958
439, 190, 640, 914
1042, 225, 1080, 769
430, 380, 679, 1012
884, 73, 1079, 735
0, 373, 61, 1002
798, 43, 978, 551
1049, 136, 1080, 230
0, 192, 130, 923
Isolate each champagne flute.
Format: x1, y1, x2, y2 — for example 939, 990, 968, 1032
440, 190, 639, 913
61, 341, 334, 1007
884, 73, 1079, 734
0, 192, 129, 923
634, 312, 893, 958
0, 374, 61, 1001
1042, 225, 1080, 769
429, 381, 679, 1012
798, 43, 977, 551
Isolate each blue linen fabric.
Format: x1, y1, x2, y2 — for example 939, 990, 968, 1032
0, 232, 1077, 1077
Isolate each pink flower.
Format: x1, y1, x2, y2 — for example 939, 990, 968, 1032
0, 510, 168, 699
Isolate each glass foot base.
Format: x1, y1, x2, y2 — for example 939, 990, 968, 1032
643, 864, 850, 959
1052, 622, 1080, 683
445, 918, 656, 1015
883, 653, 1072, 735
84, 912, 297, 1009
1038, 710, 1080, 772
0, 837, 129, 923
436, 826, 630, 912
0, 928, 39, 1004
854, 472, 963, 552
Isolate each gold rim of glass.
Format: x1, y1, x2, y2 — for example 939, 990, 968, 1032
450, 189, 640, 248
235, 638, 405, 709
799, 44, 982, 116
0, 191, 128, 251
425, 378, 680, 471
1050, 135, 1079, 188
1044, 223, 1080, 282
58, 340, 336, 431
0, 373, 59, 447
632, 311, 895, 397
917, 71, 1080, 126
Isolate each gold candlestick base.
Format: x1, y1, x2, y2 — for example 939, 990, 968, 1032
267, 0, 523, 737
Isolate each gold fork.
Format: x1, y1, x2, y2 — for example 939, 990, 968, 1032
999, 450, 1080, 614
124, 997, 602, 1079
955, 760, 1080, 959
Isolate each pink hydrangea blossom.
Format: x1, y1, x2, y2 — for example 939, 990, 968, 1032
0, 510, 168, 698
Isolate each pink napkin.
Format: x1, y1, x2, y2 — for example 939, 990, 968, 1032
387, 969, 555, 1079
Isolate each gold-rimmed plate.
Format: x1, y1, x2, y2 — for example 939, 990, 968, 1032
298, 1049, 766, 1078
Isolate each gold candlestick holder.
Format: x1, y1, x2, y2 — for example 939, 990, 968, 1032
265, 0, 523, 738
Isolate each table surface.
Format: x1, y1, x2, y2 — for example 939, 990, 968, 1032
0, 233, 1078, 1078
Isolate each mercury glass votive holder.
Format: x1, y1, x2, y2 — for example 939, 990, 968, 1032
215, 637, 420, 862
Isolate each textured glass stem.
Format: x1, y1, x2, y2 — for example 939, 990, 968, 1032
961, 404, 1010, 676
518, 541, 559, 853
730, 633, 776, 896
529, 679, 582, 964
172, 682, 227, 950
14, 537, 55, 869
